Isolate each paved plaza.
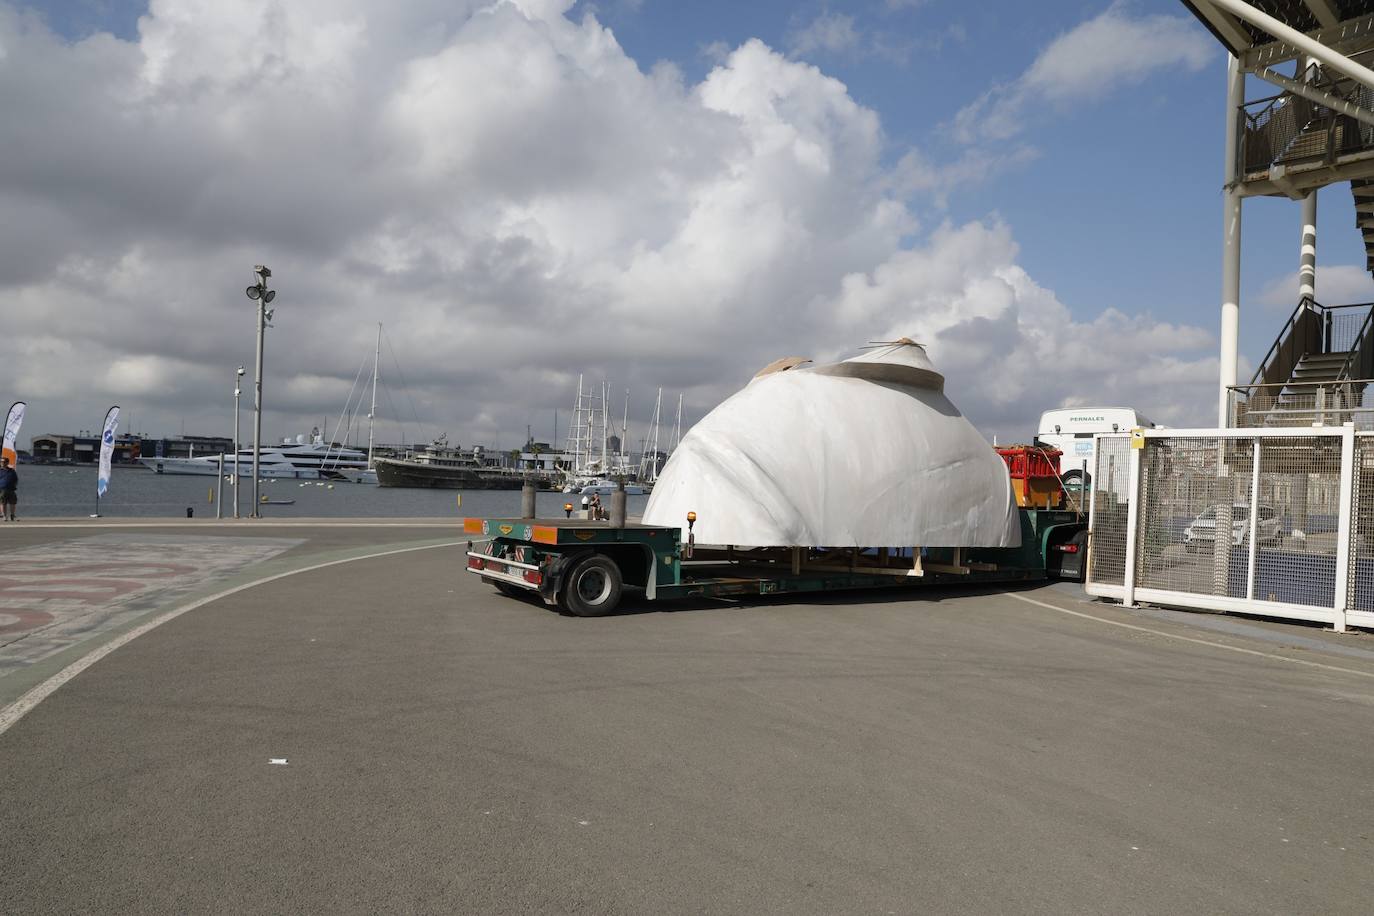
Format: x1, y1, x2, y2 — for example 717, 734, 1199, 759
3, 520, 1374, 914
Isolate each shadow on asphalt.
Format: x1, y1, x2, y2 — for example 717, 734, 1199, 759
489, 577, 1081, 619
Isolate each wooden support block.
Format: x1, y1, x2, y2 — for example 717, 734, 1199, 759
922, 562, 972, 575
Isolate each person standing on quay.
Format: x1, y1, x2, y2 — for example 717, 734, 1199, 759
0, 456, 17, 521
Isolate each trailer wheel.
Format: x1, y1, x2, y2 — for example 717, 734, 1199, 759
562, 554, 623, 617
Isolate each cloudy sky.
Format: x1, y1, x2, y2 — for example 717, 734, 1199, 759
3, 0, 1370, 450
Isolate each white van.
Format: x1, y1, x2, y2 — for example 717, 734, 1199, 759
1035, 407, 1158, 482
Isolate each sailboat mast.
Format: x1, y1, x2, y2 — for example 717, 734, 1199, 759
621, 389, 629, 471
650, 387, 662, 482
600, 380, 609, 470
566, 374, 585, 472
673, 393, 683, 451
367, 322, 380, 469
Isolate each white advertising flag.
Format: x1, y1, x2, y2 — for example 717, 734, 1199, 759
97, 406, 120, 498
2, 401, 24, 467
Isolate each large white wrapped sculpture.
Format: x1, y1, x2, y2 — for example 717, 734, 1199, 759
641, 340, 1020, 548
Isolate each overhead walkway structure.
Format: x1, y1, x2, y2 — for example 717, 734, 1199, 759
1182, 1, 1374, 426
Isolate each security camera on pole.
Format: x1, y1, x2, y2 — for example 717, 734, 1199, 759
245, 266, 276, 517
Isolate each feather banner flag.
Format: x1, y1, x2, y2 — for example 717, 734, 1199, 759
2, 401, 24, 468
97, 406, 120, 498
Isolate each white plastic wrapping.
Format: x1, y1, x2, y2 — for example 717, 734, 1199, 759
642, 342, 1020, 548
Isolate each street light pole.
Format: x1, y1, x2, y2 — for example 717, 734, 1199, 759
233, 365, 244, 519
252, 299, 265, 514
245, 266, 276, 518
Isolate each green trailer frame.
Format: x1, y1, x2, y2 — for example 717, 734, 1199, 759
463, 508, 1086, 617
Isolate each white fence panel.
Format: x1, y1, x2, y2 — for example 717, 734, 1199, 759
1086, 426, 1366, 631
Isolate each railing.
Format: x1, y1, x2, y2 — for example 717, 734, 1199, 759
1251, 296, 1322, 387
1249, 298, 1374, 388
1338, 301, 1374, 380
1241, 90, 1314, 175
1230, 379, 1374, 429
1239, 60, 1374, 176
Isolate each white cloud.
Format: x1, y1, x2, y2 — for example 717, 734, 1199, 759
953, 3, 1214, 143
1256, 264, 1374, 309
786, 12, 862, 58
0, 1, 1214, 449
826, 220, 1217, 432
786, 7, 961, 66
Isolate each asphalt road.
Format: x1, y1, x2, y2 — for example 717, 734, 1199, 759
3, 523, 1374, 914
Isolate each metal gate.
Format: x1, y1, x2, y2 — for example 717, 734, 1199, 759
1086, 425, 1374, 632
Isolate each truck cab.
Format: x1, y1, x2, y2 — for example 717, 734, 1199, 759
1034, 407, 1158, 484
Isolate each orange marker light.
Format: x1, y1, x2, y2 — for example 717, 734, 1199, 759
687, 511, 697, 523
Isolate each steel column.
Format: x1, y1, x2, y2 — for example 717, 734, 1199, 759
1246, 439, 1261, 600
1300, 192, 1318, 301
1122, 442, 1142, 609
1220, 55, 1245, 427
1333, 424, 1355, 632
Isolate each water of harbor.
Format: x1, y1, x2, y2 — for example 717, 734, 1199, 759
12, 465, 652, 519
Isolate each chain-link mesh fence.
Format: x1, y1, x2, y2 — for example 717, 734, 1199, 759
1087, 436, 1130, 587
1249, 437, 1342, 606
1350, 435, 1374, 614
1136, 437, 1253, 599
1088, 429, 1367, 628
1232, 383, 1374, 430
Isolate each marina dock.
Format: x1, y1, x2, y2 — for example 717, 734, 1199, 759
3, 520, 1374, 912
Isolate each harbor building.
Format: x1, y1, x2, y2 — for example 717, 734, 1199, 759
29, 434, 231, 464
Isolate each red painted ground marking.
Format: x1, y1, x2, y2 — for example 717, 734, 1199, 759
4, 563, 196, 579
0, 609, 55, 635
0, 579, 151, 603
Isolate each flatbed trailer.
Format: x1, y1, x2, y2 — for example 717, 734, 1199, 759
463, 508, 1086, 616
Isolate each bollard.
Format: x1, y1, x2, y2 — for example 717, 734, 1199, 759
520, 482, 537, 519
610, 478, 627, 529
186, 507, 194, 518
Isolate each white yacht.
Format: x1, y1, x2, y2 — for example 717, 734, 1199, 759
578, 479, 647, 496
138, 437, 368, 480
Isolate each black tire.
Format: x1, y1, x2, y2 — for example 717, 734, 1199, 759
1062, 468, 1091, 488
561, 554, 623, 617
492, 580, 523, 598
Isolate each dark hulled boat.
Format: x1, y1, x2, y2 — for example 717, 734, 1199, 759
374, 440, 548, 490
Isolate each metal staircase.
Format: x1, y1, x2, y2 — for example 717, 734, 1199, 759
1239, 62, 1374, 190
1233, 297, 1374, 428
1355, 179, 1374, 273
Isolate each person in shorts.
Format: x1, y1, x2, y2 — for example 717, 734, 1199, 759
0, 456, 17, 521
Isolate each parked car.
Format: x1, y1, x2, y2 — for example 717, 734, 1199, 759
1184, 503, 1282, 551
